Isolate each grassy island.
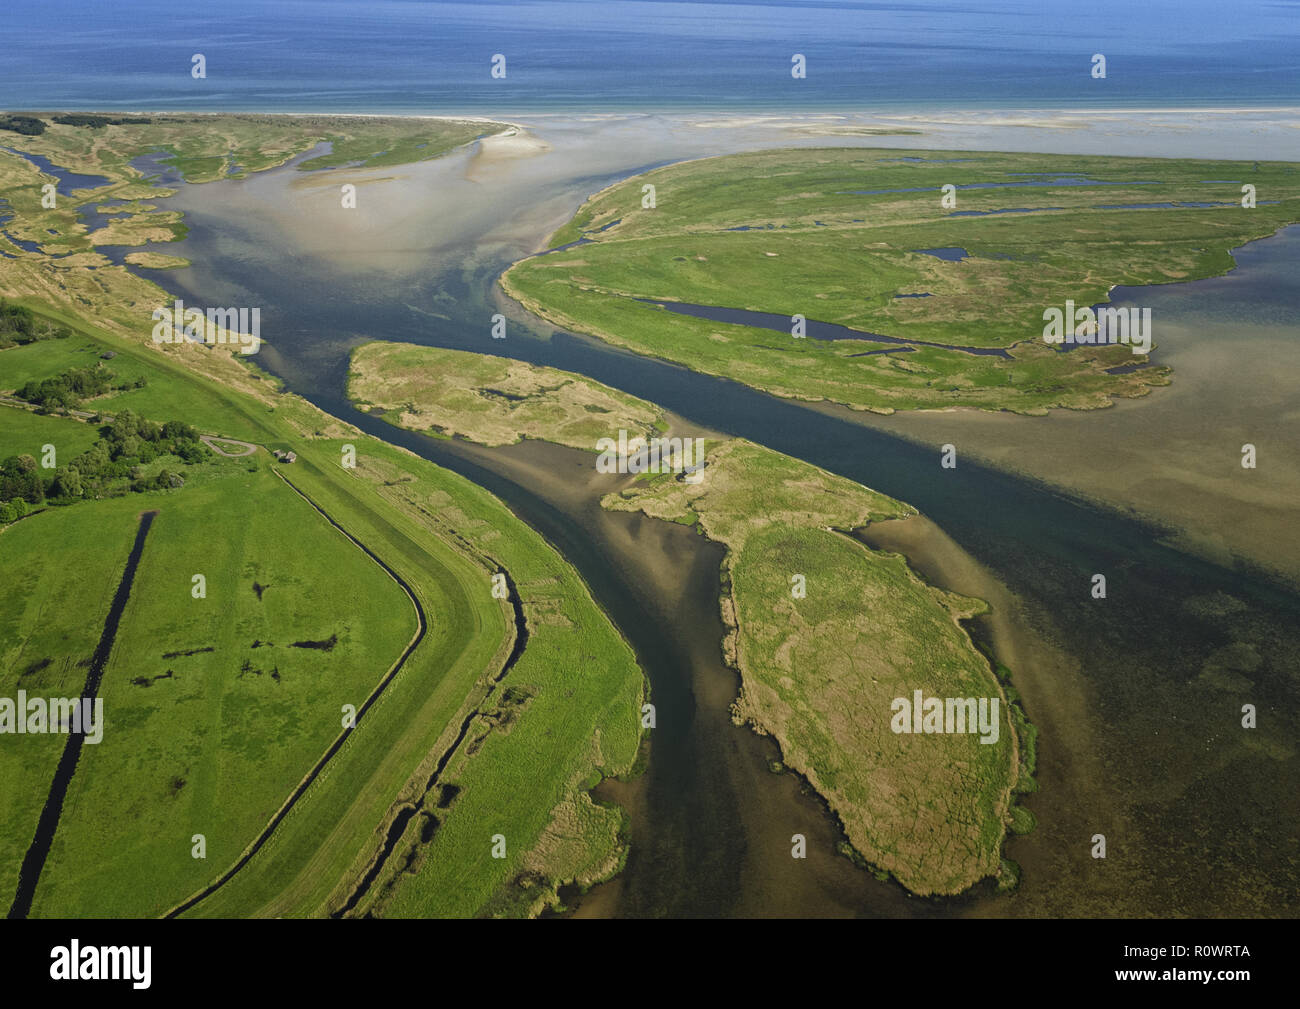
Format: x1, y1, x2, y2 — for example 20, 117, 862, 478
350, 342, 1035, 896
502, 147, 1300, 414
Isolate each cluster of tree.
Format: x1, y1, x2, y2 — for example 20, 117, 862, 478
51, 114, 152, 128
0, 115, 46, 136
0, 114, 155, 136
102, 410, 206, 466
0, 300, 71, 349
15, 365, 144, 410
0, 409, 206, 524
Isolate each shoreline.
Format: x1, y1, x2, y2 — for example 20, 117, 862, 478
6, 105, 1299, 119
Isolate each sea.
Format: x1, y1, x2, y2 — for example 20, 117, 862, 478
1, 0, 1297, 114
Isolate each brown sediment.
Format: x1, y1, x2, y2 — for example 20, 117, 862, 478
465, 127, 553, 183
423, 426, 943, 917
827, 311, 1300, 590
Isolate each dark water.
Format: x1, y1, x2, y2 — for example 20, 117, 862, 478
95, 145, 1300, 916
0, 149, 106, 253
913, 246, 968, 261
6, 0, 1298, 112
0, 147, 111, 194
0, 147, 164, 265
639, 297, 1011, 356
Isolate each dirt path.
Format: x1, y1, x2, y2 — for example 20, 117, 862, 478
199, 435, 258, 457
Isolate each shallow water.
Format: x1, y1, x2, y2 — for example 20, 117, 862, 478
405, 433, 935, 917
846, 224, 1300, 584
102, 113, 1300, 916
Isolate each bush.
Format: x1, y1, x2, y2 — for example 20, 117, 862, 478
48, 468, 84, 500
16, 367, 114, 409
162, 420, 198, 441
0, 300, 70, 348
174, 440, 207, 464
0, 115, 46, 136
0, 455, 44, 505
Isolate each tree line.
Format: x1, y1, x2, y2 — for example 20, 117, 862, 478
0, 114, 153, 136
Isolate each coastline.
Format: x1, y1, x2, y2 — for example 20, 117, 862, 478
8, 104, 1299, 118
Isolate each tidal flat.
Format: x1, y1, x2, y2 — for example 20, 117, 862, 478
135, 110, 1300, 585
836, 224, 1300, 586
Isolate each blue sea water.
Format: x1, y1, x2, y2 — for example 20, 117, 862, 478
1, 0, 1297, 113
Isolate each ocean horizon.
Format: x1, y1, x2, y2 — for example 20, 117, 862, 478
3, 0, 1296, 114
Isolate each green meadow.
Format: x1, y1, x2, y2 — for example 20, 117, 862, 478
26, 460, 415, 917
186, 437, 642, 919
0, 492, 141, 905
325, 440, 644, 919
0, 403, 102, 462
503, 148, 1300, 414
0, 300, 283, 443
0, 299, 643, 917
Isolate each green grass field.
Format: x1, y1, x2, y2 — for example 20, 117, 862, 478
0, 402, 102, 462
25, 458, 416, 917
503, 147, 1300, 414
0, 316, 271, 438
0, 299, 293, 443
334, 440, 644, 918
0, 495, 141, 905
0, 302, 645, 918
185, 437, 642, 919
